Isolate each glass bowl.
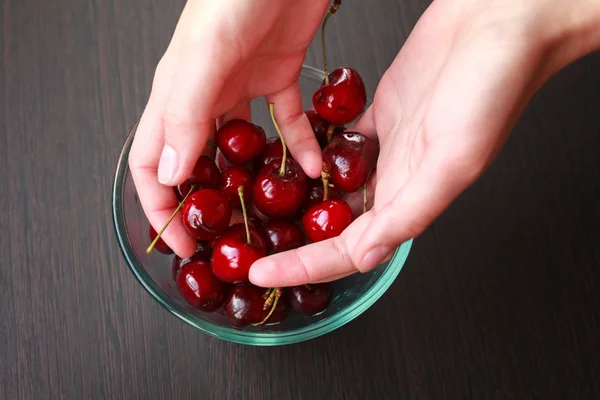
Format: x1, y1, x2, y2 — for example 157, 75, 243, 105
111, 64, 413, 346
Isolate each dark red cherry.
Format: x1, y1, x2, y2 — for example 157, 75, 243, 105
174, 155, 221, 201
220, 166, 254, 208
253, 158, 307, 217
287, 283, 332, 315
302, 199, 353, 243
176, 260, 228, 312
172, 241, 213, 280
252, 137, 294, 173
265, 293, 289, 324
224, 283, 268, 327
216, 119, 267, 164
148, 225, 173, 255
260, 219, 305, 254
322, 131, 379, 192
312, 67, 367, 125
211, 224, 267, 283
305, 109, 345, 149
303, 178, 341, 211
181, 189, 232, 241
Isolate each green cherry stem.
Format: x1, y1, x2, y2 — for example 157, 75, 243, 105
320, 0, 342, 84
268, 102, 287, 177
146, 183, 196, 254
237, 185, 251, 245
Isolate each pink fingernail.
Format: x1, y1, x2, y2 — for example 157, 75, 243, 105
360, 245, 391, 272
158, 144, 178, 184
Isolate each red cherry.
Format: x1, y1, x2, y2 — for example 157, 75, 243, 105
303, 178, 341, 211
148, 225, 173, 254
252, 137, 294, 173
260, 219, 305, 255
287, 283, 332, 315
305, 109, 345, 149
172, 241, 213, 280
312, 67, 367, 125
181, 189, 232, 241
216, 119, 266, 164
302, 199, 353, 243
253, 158, 307, 217
224, 283, 268, 327
264, 293, 289, 324
322, 131, 379, 192
220, 166, 254, 208
176, 260, 228, 312
174, 155, 220, 201
211, 223, 267, 284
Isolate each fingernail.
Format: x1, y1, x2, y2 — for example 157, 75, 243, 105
360, 245, 391, 272
158, 144, 178, 184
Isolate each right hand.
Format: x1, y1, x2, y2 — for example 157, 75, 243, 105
128, 0, 330, 258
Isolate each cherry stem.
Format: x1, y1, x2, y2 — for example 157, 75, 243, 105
238, 185, 251, 245
146, 184, 196, 254
326, 124, 336, 143
321, 164, 331, 201
320, 0, 341, 84
253, 288, 282, 326
268, 102, 287, 177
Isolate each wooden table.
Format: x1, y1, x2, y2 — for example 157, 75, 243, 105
2, 0, 600, 398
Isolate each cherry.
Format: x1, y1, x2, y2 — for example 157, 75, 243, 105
181, 188, 232, 241
302, 199, 353, 243
303, 178, 341, 211
176, 260, 228, 312
287, 283, 332, 315
305, 109, 344, 149
211, 187, 267, 283
149, 225, 173, 255
224, 283, 268, 328
302, 169, 353, 243
174, 155, 221, 201
264, 292, 289, 324
313, 68, 367, 125
216, 119, 267, 165
253, 103, 307, 217
172, 241, 213, 280
260, 219, 305, 255
220, 165, 254, 208
313, 1, 365, 125
252, 137, 293, 173
322, 131, 379, 192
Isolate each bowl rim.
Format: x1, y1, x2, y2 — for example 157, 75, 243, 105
111, 64, 413, 346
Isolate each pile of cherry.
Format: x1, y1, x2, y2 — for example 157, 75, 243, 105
146, 0, 379, 329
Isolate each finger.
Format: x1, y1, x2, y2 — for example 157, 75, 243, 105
249, 211, 375, 287
158, 14, 241, 186
348, 105, 377, 139
353, 144, 484, 272
265, 82, 322, 179
129, 109, 197, 258
220, 100, 252, 125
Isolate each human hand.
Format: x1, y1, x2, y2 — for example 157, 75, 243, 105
249, 0, 600, 287
128, 0, 330, 258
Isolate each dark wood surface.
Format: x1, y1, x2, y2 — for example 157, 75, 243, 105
2, 0, 600, 398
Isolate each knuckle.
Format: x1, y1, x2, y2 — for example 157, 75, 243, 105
332, 236, 362, 273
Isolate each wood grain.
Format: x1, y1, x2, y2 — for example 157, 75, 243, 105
1, 0, 599, 398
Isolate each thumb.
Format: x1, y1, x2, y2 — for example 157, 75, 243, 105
353, 145, 485, 271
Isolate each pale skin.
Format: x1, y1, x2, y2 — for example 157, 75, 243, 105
129, 0, 600, 287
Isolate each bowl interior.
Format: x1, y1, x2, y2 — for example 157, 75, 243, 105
112, 65, 413, 345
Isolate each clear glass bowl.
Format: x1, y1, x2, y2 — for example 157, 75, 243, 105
111, 65, 413, 346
